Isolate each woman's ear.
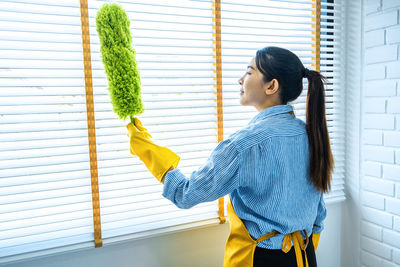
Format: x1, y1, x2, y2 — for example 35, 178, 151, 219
264, 79, 279, 95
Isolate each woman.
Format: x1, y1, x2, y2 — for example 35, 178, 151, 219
127, 46, 333, 267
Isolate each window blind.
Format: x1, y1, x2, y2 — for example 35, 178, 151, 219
0, 0, 97, 263
318, 0, 345, 202
87, 0, 222, 242
0, 0, 345, 264
220, 0, 345, 203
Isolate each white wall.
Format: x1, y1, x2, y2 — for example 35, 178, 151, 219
342, 0, 362, 266
360, 0, 400, 266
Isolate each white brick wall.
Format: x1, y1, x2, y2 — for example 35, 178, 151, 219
361, 1, 400, 266
364, 80, 396, 96
387, 61, 400, 78
365, 64, 386, 80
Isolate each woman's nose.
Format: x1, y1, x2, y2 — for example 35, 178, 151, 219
238, 77, 243, 85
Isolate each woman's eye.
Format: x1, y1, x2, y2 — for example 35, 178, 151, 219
246, 72, 251, 75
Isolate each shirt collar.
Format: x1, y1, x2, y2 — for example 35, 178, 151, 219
249, 104, 294, 125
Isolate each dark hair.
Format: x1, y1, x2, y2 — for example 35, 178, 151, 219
255, 46, 333, 193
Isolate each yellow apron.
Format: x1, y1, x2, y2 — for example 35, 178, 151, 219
223, 197, 310, 267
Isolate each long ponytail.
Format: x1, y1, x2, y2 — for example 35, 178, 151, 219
304, 68, 334, 193
254, 47, 334, 193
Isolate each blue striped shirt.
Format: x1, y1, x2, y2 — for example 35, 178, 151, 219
162, 104, 327, 249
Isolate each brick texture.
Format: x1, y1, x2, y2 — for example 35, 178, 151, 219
361, 1, 400, 266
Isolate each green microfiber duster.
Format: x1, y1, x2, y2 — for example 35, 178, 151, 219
96, 3, 144, 124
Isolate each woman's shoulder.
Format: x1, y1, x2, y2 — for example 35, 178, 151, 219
227, 124, 258, 143
227, 118, 307, 151
226, 123, 273, 152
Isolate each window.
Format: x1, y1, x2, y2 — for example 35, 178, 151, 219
0, 0, 344, 264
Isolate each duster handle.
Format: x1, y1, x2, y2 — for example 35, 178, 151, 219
130, 116, 136, 126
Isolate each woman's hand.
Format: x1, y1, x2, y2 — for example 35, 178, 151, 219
127, 118, 180, 183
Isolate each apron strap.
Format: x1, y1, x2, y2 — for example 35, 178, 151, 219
255, 230, 279, 243
281, 230, 309, 267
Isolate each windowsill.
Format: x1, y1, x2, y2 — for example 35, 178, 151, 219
325, 196, 346, 205
2, 197, 345, 266
0, 218, 223, 266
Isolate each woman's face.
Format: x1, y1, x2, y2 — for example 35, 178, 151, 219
238, 57, 280, 111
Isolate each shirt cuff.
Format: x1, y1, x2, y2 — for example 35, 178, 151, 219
162, 168, 186, 203
312, 225, 324, 234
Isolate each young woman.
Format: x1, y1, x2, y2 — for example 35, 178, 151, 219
127, 46, 333, 267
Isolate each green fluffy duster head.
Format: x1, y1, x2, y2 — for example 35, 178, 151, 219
96, 3, 144, 120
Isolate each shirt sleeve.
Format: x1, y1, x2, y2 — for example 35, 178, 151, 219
312, 193, 327, 234
162, 138, 240, 209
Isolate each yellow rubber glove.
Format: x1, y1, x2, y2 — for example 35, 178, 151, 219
127, 117, 180, 182
312, 233, 321, 252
